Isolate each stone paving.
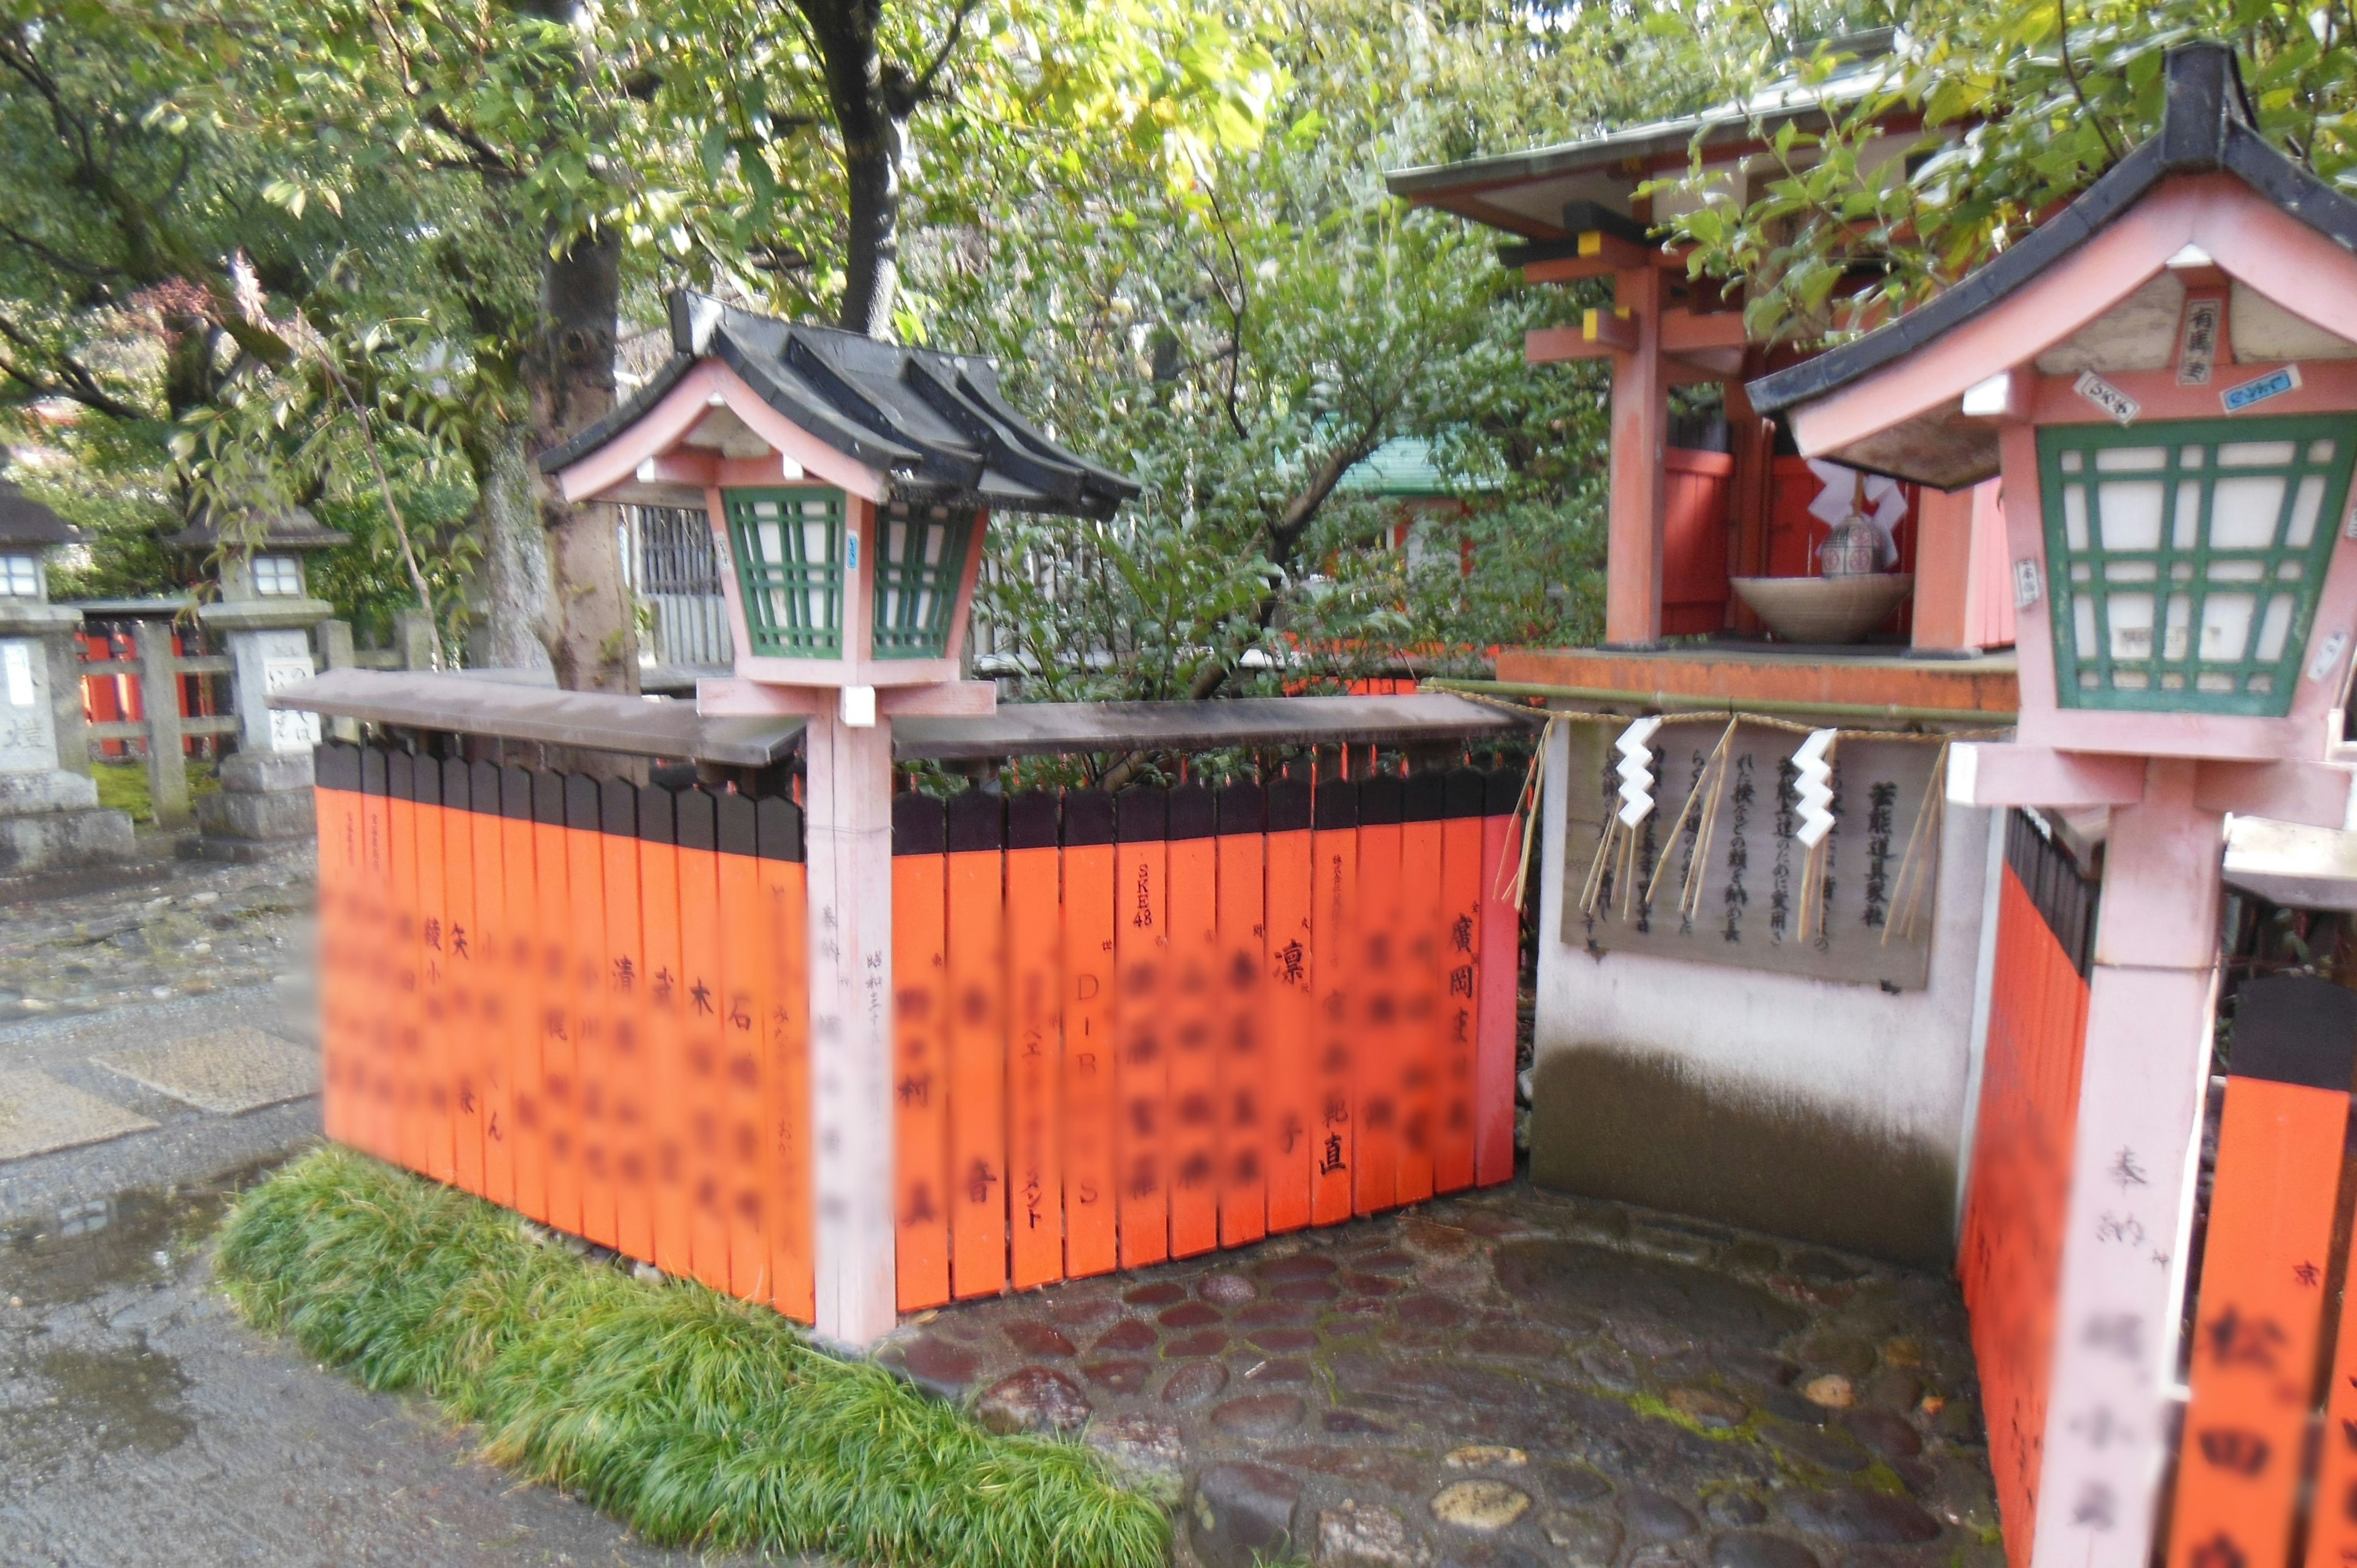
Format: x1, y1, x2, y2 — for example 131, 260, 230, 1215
877, 1183, 1999, 1568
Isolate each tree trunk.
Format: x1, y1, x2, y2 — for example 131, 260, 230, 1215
522, 226, 637, 693
802, 0, 905, 338
471, 428, 557, 675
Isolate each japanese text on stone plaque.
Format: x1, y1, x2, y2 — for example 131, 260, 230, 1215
1559, 722, 1943, 990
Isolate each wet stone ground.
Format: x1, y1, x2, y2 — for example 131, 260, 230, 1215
877, 1184, 1999, 1568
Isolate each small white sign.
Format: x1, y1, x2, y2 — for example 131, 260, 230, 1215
2073, 370, 2141, 425
2, 641, 31, 708
2176, 298, 2221, 385
2309, 629, 2349, 684
2224, 363, 2302, 413
262, 655, 321, 750
2013, 558, 2045, 610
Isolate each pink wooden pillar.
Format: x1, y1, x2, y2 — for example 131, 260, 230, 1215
2029, 758, 2223, 1568
1604, 265, 1666, 646
802, 708, 899, 1348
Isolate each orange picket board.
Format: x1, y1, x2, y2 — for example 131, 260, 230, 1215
1474, 771, 1523, 1187
2172, 979, 2354, 1568
673, 787, 732, 1292
1434, 771, 1487, 1193
531, 773, 578, 1235
946, 791, 1008, 1299
1308, 780, 1357, 1227
357, 749, 395, 1162
496, 769, 543, 1218
565, 774, 616, 1249
442, 760, 485, 1197
313, 746, 363, 1146
1005, 792, 1065, 1291
1261, 779, 1315, 1235
1215, 782, 1268, 1249
599, 779, 651, 1263
412, 757, 454, 1186
1059, 792, 1120, 1278
714, 794, 770, 1302
387, 754, 428, 1177
1115, 789, 1171, 1269
1353, 776, 1403, 1217
1395, 773, 1447, 1207
891, 793, 952, 1311
1165, 784, 1220, 1260
477, 763, 524, 1207
757, 795, 813, 1323
635, 786, 691, 1278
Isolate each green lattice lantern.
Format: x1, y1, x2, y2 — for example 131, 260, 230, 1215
871, 501, 978, 660
2038, 415, 2357, 717
724, 488, 848, 659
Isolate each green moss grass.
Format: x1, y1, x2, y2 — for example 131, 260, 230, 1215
216, 1146, 1168, 1568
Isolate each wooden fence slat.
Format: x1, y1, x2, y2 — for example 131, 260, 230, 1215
891, 793, 952, 1311
673, 787, 732, 1292
475, 764, 520, 1207
532, 771, 578, 1235
442, 760, 484, 1196
1216, 782, 1268, 1249
1310, 780, 1358, 1226
567, 774, 618, 1251
1396, 773, 1447, 1207
496, 767, 541, 1216
1006, 792, 1065, 1291
1263, 779, 1315, 1235
600, 779, 651, 1264
1061, 791, 1120, 1278
387, 753, 427, 1177
2171, 978, 2357, 1568
947, 791, 1010, 1298
414, 757, 454, 1185
1117, 788, 1171, 1269
358, 748, 395, 1163
635, 787, 691, 1278
1474, 770, 1523, 1188
716, 792, 770, 1302
758, 795, 813, 1323
1354, 775, 1403, 1216
314, 745, 362, 1147
1436, 770, 1486, 1193
1166, 784, 1221, 1260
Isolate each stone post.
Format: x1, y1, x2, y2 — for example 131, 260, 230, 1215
192, 595, 331, 862
136, 620, 191, 831
0, 597, 133, 874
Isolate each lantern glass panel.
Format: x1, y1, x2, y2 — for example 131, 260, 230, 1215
0, 554, 36, 597
2038, 415, 2357, 715
870, 501, 977, 659
252, 554, 304, 597
723, 488, 845, 658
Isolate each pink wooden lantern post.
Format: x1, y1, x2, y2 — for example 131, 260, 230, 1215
543, 295, 1136, 1345
1751, 45, 2357, 1566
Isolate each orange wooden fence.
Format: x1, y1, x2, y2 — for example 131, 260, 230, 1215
319, 743, 1525, 1326
1958, 814, 2097, 1568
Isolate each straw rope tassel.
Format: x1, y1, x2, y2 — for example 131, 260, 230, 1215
1644, 719, 1737, 917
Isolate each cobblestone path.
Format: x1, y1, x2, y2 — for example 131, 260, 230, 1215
878, 1184, 1999, 1568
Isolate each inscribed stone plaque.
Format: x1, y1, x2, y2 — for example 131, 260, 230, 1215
1558, 719, 1943, 989
0, 636, 57, 771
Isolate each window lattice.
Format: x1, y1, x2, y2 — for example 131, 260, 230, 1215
871, 502, 977, 659
2038, 415, 2357, 716
723, 488, 845, 658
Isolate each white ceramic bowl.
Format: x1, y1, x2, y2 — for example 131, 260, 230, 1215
1730, 574, 1914, 645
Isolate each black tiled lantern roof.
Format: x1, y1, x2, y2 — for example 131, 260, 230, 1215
539, 292, 1141, 520
0, 476, 78, 548
1747, 43, 2357, 428
163, 503, 350, 552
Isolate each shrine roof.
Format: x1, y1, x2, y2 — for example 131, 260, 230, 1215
540, 292, 1140, 521
0, 476, 77, 547
1746, 44, 2357, 426
163, 503, 349, 552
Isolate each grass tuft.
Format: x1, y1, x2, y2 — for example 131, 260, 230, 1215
217, 1146, 1169, 1568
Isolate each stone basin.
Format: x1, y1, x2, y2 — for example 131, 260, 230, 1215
1731, 573, 1914, 645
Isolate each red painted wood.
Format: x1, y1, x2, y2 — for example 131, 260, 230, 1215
672, 794, 731, 1291
1474, 801, 1521, 1189
413, 773, 454, 1186
1396, 808, 1444, 1207
1217, 821, 1268, 1248
635, 800, 689, 1279
891, 833, 951, 1311
716, 821, 769, 1301
947, 828, 1008, 1298
567, 800, 616, 1251
1263, 814, 1315, 1234
1005, 824, 1065, 1290
1437, 809, 1483, 1193
1166, 825, 1221, 1258
532, 805, 578, 1237
1117, 824, 1171, 1268
602, 791, 652, 1266
761, 836, 813, 1324
1662, 447, 1734, 636
1062, 835, 1120, 1278
442, 763, 485, 1198
1310, 796, 1358, 1226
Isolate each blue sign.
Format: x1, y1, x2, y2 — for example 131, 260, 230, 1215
2223, 364, 2302, 413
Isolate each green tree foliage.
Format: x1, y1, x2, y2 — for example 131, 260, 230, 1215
1662, 1, 2357, 344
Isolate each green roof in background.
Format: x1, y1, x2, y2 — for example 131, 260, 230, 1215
1334, 437, 1498, 499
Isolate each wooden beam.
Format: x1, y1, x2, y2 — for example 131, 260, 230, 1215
1583, 307, 1640, 353
1605, 265, 1666, 646
1660, 310, 1749, 354
1519, 230, 1689, 284
1525, 326, 1611, 365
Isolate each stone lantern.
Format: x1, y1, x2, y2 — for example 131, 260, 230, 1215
167, 503, 349, 856
0, 473, 133, 871
541, 292, 1136, 1343
1747, 44, 2357, 1568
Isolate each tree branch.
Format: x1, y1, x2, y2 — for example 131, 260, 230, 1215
0, 312, 150, 421
905, 0, 982, 106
